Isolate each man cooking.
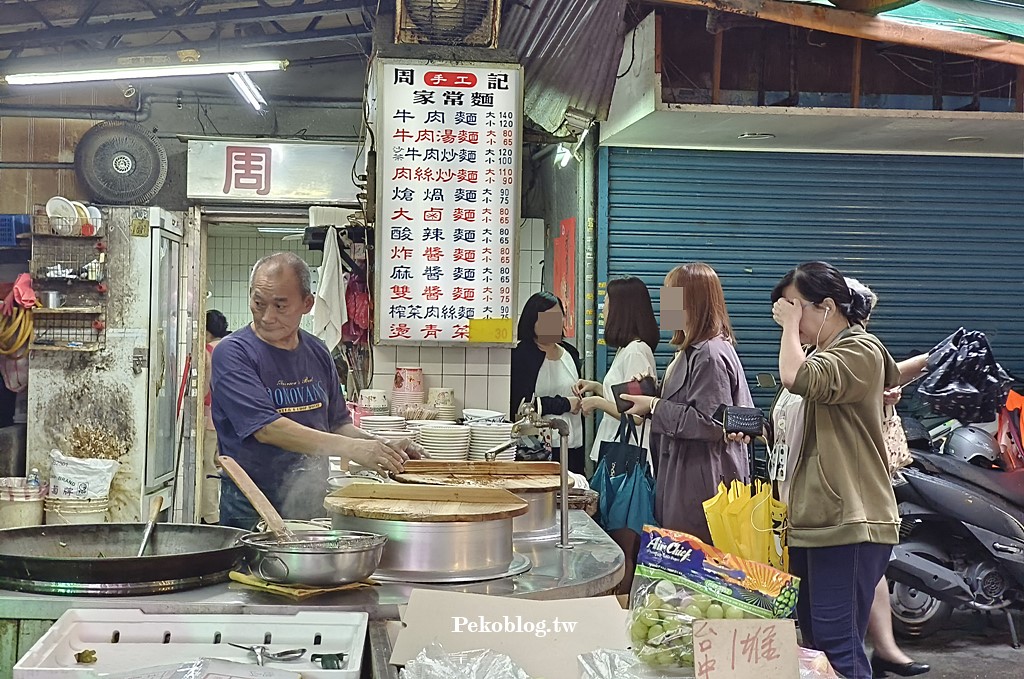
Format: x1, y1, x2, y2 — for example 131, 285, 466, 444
211, 252, 423, 529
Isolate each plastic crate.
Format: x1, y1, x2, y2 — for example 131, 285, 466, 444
0, 214, 31, 246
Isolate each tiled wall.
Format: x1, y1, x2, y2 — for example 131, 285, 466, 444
371, 346, 513, 418
518, 218, 545, 306
206, 233, 322, 333
207, 219, 547, 419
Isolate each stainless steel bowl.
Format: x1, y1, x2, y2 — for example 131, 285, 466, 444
239, 529, 387, 586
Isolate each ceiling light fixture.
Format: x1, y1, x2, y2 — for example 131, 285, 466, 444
257, 226, 307, 235
2, 60, 287, 85
737, 133, 776, 141
228, 72, 267, 112
947, 136, 985, 143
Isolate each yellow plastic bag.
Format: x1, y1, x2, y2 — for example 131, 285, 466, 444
703, 480, 788, 572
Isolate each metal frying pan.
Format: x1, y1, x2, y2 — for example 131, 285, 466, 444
0, 523, 247, 595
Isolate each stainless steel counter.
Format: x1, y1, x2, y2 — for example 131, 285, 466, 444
0, 511, 623, 622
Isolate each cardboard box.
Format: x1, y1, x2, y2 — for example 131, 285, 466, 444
390, 590, 629, 679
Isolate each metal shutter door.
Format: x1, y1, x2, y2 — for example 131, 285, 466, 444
597, 147, 1024, 408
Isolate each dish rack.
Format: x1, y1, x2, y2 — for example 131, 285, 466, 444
14, 609, 368, 679
30, 219, 107, 352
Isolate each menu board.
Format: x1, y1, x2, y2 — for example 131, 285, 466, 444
374, 59, 523, 346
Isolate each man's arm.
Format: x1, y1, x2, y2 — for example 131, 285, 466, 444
254, 418, 408, 472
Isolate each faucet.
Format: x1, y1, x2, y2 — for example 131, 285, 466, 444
485, 398, 573, 550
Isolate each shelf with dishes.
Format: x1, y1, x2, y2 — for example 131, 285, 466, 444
35, 196, 105, 238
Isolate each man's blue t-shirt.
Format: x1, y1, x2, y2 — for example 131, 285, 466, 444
211, 325, 350, 521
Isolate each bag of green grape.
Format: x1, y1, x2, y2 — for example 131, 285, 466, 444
627, 526, 800, 673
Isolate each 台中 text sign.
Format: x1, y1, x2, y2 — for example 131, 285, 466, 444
374, 59, 523, 345
693, 619, 799, 679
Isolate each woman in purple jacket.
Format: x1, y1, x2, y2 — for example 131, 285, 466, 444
623, 263, 752, 543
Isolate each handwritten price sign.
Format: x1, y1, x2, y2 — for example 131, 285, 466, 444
693, 619, 798, 679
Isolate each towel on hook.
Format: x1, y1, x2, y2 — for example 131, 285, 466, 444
311, 225, 348, 352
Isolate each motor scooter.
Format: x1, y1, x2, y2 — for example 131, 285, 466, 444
887, 411, 1024, 647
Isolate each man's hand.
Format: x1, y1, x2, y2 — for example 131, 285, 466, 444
386, 437, 428, 460
347, 438, 407, 474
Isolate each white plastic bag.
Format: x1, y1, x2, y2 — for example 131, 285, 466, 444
399, 642, 531, 679
48, 449, 119, 499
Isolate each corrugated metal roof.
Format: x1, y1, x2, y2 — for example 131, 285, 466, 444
794, 0, 1024, 40
501, 0, 629, 134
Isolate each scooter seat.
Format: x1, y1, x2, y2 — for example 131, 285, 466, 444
917, 451, 1024, 507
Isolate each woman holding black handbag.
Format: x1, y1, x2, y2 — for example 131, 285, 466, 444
622, 263, 752, 544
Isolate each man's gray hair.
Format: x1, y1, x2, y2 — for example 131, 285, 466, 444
250, 252, 313, 297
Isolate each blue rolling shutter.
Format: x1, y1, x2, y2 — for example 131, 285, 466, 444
597, 147, 1024, 409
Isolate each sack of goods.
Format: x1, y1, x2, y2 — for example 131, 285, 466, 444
48, 449, 119, 499
627, 526, 800, 672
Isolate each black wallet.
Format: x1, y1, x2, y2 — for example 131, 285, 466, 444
610, 376, 658, 413
713, 404, 766, 437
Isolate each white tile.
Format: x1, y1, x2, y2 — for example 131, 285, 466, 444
396, 346, 420, 367
465, 346, 488, 375
442, 346, 466, 372
372, 346, 397, 376
419, 346, 443, 375
487, 375, 511, 414
519, 221, 533, 250
466, 376, 489, 406
442, 375, 467, 410
370, 373, 395, 392
487, 348, 511, 377
421, 369, 443, 392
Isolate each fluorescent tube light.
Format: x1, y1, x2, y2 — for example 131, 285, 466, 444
257, 227, 307, 235
228, 72, 266, 112
4, 60, 287, 85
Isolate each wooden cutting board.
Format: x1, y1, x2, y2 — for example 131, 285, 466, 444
393, 461, 574, 493
324, 483, 528, 522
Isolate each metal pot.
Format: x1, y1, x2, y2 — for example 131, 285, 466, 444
239, 529, 387, 586
0, 523, 247, 595
331, 515, 515, 582
512, 490, 557, 536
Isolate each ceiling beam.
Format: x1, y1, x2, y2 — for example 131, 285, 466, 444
0, 25, 370, 70
0, 0, 366, 50
647, 0, 1024, 67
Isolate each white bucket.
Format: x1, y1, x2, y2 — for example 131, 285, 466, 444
0, 478, 45, 528
44, 496, 110, 525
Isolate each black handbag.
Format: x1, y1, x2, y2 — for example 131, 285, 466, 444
713, 404, 766, 438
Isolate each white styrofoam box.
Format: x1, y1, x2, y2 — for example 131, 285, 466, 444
14, 609, 368, 679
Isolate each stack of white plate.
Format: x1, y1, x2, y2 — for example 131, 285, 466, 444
469, 422, 516, 461
360, 416, 407, 436
415, 424, 471, 460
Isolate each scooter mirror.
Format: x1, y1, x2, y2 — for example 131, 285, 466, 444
756, 373, 778, 389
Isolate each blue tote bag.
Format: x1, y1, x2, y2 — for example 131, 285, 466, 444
593, 415, 657, 536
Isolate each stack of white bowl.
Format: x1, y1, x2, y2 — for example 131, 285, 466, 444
405, 419, 456, 432
415, 424, 471, 460
463, 408, 506, 425
469, 422, 516, 461
427, 387, 459, 421
391, 367, 425, 416
360, 416, 408, 436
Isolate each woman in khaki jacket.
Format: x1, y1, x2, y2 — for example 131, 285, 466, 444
769, 262, 901, 679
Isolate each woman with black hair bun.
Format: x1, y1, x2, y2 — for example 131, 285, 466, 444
736, 261, 902, 679
509, 292, 584, 474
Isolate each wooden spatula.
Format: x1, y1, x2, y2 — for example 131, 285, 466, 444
218, 455, 296, 542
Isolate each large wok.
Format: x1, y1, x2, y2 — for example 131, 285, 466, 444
0, 523, 247, 595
